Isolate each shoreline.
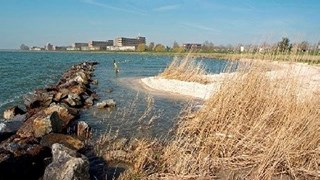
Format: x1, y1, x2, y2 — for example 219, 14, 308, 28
2, 50, 319, 64
137, 60, 320, 101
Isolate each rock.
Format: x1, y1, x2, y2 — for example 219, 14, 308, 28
96, 99, 116, 109
0, 123, 6, 132
0, 138, 51, 180
54, 88, 70, 102
105, 88, 113, 93
73, 74, 89, 84
53, 92, 63, 102
68, 84, 87, 95
11, 114, 26, 122
40, 133, 84, 150
17, 111, 45, 138
33, 114, 53, 138
67, 121, 92, 139
43, 143, 90, 180
84, 96, 94, 107
0, 123, 13, 142
91, 79, 98, 85
17, 111, 64, 138
0, 116, 25, 134
3, 106, 25, 120
44, 104, 76, 129
63, 93, 83, 107
91, 92, 99, 100
24, 92, 53, 110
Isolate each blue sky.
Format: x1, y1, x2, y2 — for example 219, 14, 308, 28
0, 0, 319, 49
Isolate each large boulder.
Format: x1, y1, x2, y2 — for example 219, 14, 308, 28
33, 114, 54, 138
53, 89, 69, 102
40, 133, 84, 150
0, 137, 51, 180
17, 111, 46, 138
24, 92, 53, 110
67, 121, 92, 140
67, 84, 87, 95
84, 96, 94, 107
44, 104, 77, 129
3, 106, 25, 120
17, 111, 64, 138
43, 143, 90, 180
63, 93, 83, 107
0, 116, 25, 142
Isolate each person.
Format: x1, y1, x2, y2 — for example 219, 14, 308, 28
113, 60, 119, 73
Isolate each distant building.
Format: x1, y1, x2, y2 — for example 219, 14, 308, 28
53, 46, 67, 51
71, 42, 88, 51
240, 46, 245, 52
88, 40, 113, 50
31, 46, 44, 51
45, 43, 53, 51
66, 47, 80, 51
107, 46, 136, 51
73, 43, 88, 48
183, 43, 202, 50
114, 36, 146, 47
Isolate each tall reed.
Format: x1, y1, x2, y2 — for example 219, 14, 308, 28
159, 54, 209, 84
160, 61, 320, 179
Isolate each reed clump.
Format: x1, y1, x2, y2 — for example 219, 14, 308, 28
159, 55, 210, 84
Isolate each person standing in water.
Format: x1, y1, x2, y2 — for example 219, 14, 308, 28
113, 60, 119, 73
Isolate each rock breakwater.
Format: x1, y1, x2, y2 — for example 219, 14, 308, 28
0, 62, 99, 179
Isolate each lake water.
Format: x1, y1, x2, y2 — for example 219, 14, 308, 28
0, 51, 228, 139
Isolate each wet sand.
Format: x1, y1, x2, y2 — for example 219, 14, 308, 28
117, 77, 204, 101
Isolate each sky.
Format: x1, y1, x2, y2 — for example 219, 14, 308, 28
0, 0, 320, 49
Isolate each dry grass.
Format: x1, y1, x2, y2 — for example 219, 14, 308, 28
96, 58, 320, 179
159, 54, 210, 84
159, 61, 320, 179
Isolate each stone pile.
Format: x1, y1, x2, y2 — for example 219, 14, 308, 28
0, 62, 98, 179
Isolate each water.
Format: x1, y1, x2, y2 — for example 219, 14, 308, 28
0, 51, 228, 138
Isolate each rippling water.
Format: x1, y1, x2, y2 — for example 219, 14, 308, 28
0, 51, 228, 138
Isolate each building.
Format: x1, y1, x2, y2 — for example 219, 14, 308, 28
45, 43, 53, 51
183, 43, 202, 50
88, 40, 113, 50
53, 46, 67, 51
30, 46, 44, 51
107, 46, 136, 51
73, 43, 88, 48
66, 47, 80, 51
114, 36, 146, 47
240, 46, 245, 52
71, 42, 88, 51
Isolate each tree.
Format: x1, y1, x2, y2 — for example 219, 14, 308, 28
297, 41, 309, 52
20, 44, 29, 50
172, 41, 179, 49
201, 41, 214, 52
154, 44, 166, 52
148, 42, 155, 51
172, 41, 184, 53
136, 43, 146, 52
277, 37, 292, 53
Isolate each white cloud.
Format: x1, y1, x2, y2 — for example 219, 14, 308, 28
153, 4, 180, 12
82, 0, 146, 15
181, 22, 219, 32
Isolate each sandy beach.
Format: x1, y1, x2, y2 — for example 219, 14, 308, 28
140, 61, 320, 100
